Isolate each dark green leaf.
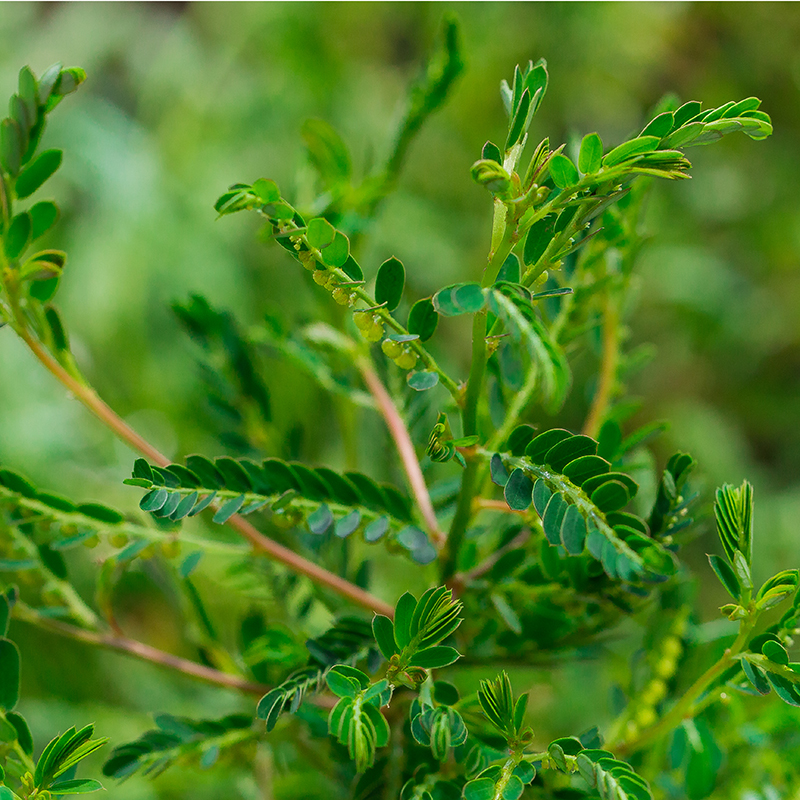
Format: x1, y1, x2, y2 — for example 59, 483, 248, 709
562, 454, 610, 486
0, 638, 20, 710
15, 148, 62, 199
542, 493, 568, 545
372, 615, 397, 659
560, 504, 587, 555
408, 645, 460, 669
394, 592, 417, 649
212, 495, 245, 524
545, 434, 597, 472
5, 211, 31, 259
375, 257, 405, 311
139, 488, 168, 512
490, 453, 509, 487
506, 424, 536, 456
762, 640, 789, 666
522, 214, 556, 266
640, 112, 674, 138
602, 136, 660, 167
741, 659, 770, 695
482, 140, 502, 164
525, 428, 571, 464
591, 480, 631, 513
407, 298, 438, 341
504, 469, 533, 511
708, 554, 740, 601
7, 711, 33, 755
29, 200, 59, 240
548, 153, 579, 188
0, 118, 23, 176
49, 779, 104, 795
407, 371, 438, 391
578, 132, 603, 174
463, 778, 494, 800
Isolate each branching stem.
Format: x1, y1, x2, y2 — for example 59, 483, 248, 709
357, 359, 444, 548
582, 295, 619, 438
441, 215, 517, 580
16, 327, 394, 617
613, 615, 757, 755
13, 603, 270, 695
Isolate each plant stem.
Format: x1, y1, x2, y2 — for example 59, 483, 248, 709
17, 327, 394, 618
582, 295, 619, 438
13, 602, 270, 695
614, 616, 757, 755
357, 359, 444, 549
440, 219, 516, 581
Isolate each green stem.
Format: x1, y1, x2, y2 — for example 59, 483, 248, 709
582, 295, 619, 438
613, 615, 757, 755
440, 216, 517, 581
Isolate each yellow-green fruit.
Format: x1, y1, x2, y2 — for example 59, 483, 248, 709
382, 339, 403, 359
140, 544, 158, 559
312, 269, 329, 285
354, 311, 372, 331
109, 532, 129, 548
332, 287, 352, 306
299, 251, 316, 271
363, 320, 384, 342
654, 656, 676, 679
642, 679, 667, 705
635, 707, 657, 729
394, 349, 417, 370
661, 636, 682, 660
82, 534, 100, 549
161, 539, 181, 559
324, 275, 338, 291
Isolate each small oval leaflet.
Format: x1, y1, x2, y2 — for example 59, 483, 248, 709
407, 371, 439, 391
374, 257, 405, 311
407, 297, 438, 341
548, 153, 579, 188
504, 468, 533, 511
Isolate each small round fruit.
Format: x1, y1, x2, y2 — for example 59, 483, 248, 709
140, 544, 157, 559
654, 656, 676, 679
661, 635, 682, 660
82, 534, 100, 549
332, 287, 352, 306
109, 532, 129, 548
312, 269, 329, 285
635, 707, 657, 729
354, 311, 372, 331
394, 349, 417, 370
363, 320, 385, 342
160, 539, 181, 559
382, 339, 403, 359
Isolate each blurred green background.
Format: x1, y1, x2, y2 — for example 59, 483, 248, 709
1, 3, 800, 797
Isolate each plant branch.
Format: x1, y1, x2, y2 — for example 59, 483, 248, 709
582, 295, 619, 438
613, 615, 757, 755
17, 327, 394, 618
441, 217, 517, 581
357, 359, 445, 549
13, 602, 270, 695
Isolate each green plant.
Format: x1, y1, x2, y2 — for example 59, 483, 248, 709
0, 15, 796, 800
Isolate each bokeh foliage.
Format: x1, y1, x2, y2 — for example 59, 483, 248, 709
1, 3, 800, 799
